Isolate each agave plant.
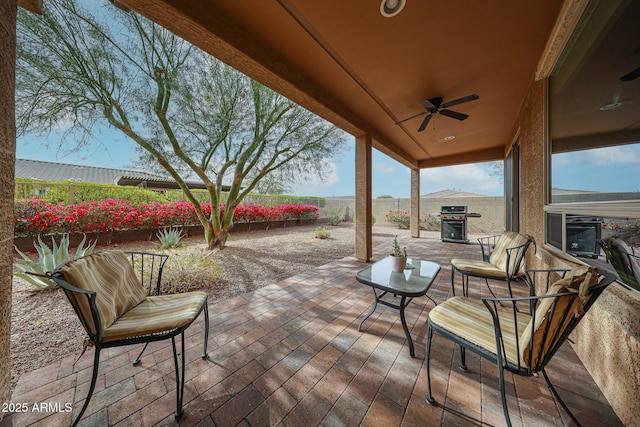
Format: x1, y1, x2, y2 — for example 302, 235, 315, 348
157, 227, 185, 249
13, 234, 97, 290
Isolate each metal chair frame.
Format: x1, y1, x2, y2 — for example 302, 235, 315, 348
52, 251, 209, 427
426, 268, 617, 427
123, 251, 169, 365
451, 235, 533, 300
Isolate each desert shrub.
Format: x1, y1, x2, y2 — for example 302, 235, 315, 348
386, 210, 410, 229
160, 248, 221, 293
420, 215, 441, 231
324, 207, 346, 225
313, 226, 332, 239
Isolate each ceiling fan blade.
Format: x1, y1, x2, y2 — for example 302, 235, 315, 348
621, 67, 640, 82
395, 111, 427, 125
440, 109, 469, 121
441, 94, 479, 109
418, 114, 434, 132
419, 97, 441, 111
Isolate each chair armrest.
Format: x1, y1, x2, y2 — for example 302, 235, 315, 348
124, 251, 170, 295
52, 273, 103, 342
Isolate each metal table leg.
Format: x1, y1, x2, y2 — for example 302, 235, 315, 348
399, 295, 416, 357
358, 288, 381, 331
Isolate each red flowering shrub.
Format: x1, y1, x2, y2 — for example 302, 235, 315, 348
386, 210, 410, 229
14, 198, 318, 237
277, 204, 319, 221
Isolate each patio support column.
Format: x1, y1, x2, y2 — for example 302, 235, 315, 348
355, 134, 372, 262
410, 168, 420, 238
0, 0, 17, 417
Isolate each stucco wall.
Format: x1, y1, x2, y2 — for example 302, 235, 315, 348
0, 0, 17, 419
515, 78, 640, 426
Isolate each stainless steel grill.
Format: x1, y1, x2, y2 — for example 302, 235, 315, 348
440, 205, 481, 243
566, 215, 604, 258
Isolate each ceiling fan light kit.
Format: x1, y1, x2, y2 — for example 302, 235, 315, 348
395, 94, 480, 132
380, 0, 406, 18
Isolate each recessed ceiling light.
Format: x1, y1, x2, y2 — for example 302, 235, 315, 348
380, 0, 406, 18
599, 102, 622, 111
444, 135, 455, 141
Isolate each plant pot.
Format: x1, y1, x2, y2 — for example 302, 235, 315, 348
389, 254, 407, 272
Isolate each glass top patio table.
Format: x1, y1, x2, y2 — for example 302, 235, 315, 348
356, 258, 441, 358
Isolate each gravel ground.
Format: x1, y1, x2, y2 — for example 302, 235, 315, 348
10, 223, 410, 392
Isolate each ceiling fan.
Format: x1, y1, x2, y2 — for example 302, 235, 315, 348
395, 94, 479, 132
620, 46, 640, 82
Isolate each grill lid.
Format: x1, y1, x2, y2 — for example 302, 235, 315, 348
440, 205, 467, 214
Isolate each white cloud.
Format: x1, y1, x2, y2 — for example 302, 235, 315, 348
553, 145, 640, 166
552, 152, 572, 167
289, 159, 340, 194
420, 164, 502, 195
585, 145, 640, 165
374, 162, 397, 174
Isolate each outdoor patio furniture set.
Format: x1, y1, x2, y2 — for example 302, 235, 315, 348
54, 231, 616, 426
356, 231, 616, 427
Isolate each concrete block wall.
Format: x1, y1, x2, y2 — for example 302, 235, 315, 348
324, 196, 505, 234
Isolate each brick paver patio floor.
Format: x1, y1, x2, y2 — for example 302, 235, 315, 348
2, 234, 623, 426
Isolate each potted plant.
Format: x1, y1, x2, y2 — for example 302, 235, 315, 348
389, 235, 407, 272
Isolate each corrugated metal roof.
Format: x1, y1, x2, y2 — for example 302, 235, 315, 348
15, 159, 229, 191
15, 158, 162, 184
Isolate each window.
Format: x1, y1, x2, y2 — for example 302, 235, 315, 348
547, 0, 640, 291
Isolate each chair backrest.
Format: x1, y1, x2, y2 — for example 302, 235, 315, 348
489, 232, 533, 276
123, 251, 170, 295
600, 238, 640, 290
55, 250, 148, 336
519, 266, 615, 372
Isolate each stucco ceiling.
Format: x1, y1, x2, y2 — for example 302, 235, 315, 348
120, 0, 563, 169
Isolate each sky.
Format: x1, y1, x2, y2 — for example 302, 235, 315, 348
16, 129, 640, 199
16, 127, 505, 198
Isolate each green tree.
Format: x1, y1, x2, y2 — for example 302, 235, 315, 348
16, 0, 345, 249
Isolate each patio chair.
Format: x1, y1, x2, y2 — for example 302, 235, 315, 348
52, 250, 209, 426
599, 237, 640, 291
123, 251, 170, 365
425, 266, 617, 427
450, 231, 534, 299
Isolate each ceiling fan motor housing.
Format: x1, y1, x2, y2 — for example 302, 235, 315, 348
380, 0, 406, 18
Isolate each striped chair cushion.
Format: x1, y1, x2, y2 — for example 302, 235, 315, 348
429, 296, 532, 365
59, 250, 148, 334
431, 266, 601, 370
451, 232, 530, 278
488, 232, 531, 275
450, 258, 507, 278
102, 291, 208, 342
